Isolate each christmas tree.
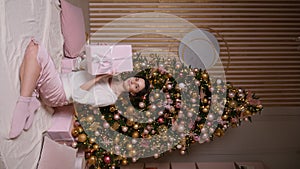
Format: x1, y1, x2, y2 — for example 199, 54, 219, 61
72, 53, 263, 169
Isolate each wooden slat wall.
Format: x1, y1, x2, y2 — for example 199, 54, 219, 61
89, 0, 300, 107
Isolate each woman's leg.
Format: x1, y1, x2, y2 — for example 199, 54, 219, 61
19, 41, 41, 96
9, 41, 41, 139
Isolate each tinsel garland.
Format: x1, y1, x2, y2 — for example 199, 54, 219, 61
71, 53, 263, 169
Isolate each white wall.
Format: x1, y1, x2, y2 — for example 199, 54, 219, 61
138, 107, 300, 169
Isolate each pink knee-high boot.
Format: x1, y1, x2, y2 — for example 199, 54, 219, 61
9, 96, 40, 139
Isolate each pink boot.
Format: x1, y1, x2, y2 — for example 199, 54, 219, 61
23, 96, 40, 130
9, 96, 40, 139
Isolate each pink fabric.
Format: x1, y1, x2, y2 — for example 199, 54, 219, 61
61, 0, 86, 58
34, 40, 69, 107
37, 136, 77, 169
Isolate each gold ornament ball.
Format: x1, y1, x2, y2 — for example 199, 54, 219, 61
89, 138, 96, 144
133, 124, 139, 130
203, 98, 208, 104
77, 133, 87, 142
88, 156, 97, 165
121, 159, 128, 166
126, 144, 133, 150
87, 115, 94, 123
115, 136, 120, 143
131, 150, 137, 156
214, 128, 224, 137
145, 111, 151, 117
202, 108, 209, 113
154, 93, 160, 99
222, 115, 229, 120
202, 73, 208, 80
93, 144, 99, 150
245, 110, 252, 116
77, 126, 84, 133
71, 128, 79, 137
132, 131, 139, 138
229, 100, 237, 108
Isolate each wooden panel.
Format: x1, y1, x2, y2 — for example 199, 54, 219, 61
89, 0, 300, 107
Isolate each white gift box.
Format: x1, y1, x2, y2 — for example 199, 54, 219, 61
85, 44, 133, 75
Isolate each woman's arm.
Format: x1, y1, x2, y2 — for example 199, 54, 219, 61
80, 74, 112, 91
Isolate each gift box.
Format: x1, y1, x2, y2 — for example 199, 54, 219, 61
61, 57, 86, 73
61, 58, 77, 73
37, 136, 77, 169
85, 44, 133, 75
47, 105, 75, 142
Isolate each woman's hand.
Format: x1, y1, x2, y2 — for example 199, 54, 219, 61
95, 73, 113, 82
81, 73, 114, 91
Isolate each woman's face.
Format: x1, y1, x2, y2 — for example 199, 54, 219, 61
124, 77, 145, 94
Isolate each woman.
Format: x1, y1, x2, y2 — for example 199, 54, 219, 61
9, 39, 150, 139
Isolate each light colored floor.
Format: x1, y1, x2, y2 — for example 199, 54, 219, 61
138, 107, 300, 169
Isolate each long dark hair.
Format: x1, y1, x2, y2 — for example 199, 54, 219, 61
130, 75, 150, 97
128, 70, 151, 109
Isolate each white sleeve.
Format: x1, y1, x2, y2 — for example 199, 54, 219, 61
72, 87, 97, 106
72, 86, 116, 107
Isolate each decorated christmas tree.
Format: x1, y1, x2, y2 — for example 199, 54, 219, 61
71, 53, 263, 169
